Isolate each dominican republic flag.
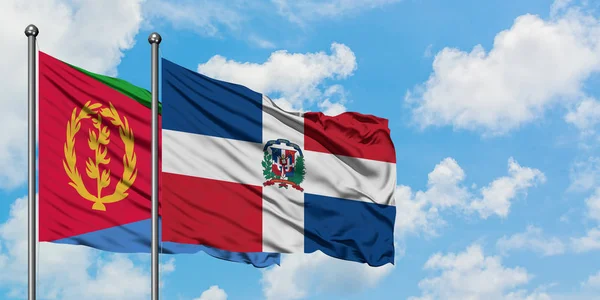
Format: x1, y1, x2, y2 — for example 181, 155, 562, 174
161, 58, 397, 266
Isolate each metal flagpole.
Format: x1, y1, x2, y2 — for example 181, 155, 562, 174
148, 32, 162, 300
25, 24, 39, 300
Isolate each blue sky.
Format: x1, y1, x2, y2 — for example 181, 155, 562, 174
1, 0, 600, 299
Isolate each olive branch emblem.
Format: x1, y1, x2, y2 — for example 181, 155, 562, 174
63, 101, 138, 211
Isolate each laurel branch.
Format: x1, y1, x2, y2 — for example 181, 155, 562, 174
62, 101, 138, 211
261, 152, 277, 180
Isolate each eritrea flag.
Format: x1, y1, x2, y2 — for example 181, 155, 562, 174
38, 51, 279, 267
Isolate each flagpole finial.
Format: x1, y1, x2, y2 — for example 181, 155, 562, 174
24, 24, 39, 37
148, 32, 162, 44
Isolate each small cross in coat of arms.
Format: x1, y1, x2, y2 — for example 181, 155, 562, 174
262, 139, 305, 192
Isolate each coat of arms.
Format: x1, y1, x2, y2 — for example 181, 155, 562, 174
262, 139, 305, 191
63, 101, 138, 211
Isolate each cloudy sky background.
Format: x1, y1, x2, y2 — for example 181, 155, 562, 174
1, 0, 600, 299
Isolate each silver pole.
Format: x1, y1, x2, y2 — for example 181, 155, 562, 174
25, 24, 38, 300
148, 32, 162, 300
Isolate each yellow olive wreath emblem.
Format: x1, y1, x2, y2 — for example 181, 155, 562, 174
62, 101, 138, 211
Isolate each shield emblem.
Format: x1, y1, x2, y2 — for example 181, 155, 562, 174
270, 148, 296, 178
261, 139, 305, 192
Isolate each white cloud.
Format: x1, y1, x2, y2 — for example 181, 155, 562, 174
396, 157, 545, 238
569, 186, 600, 253
194, 285, 228, 300
565, 97, 600, 136
260, 252, 394, 300
421, 157, 470, 209
143, 0, 243, 37
409, 244, 549, 300
248, 35, 277, 49
197, 42, 357, 113
406, 3, 600, 136
317, 99, 347, 116
571, 228, 600, 253
394, 157, 467, 238
569, 157, 600, 192
0, 0, 145, 189
469, 158, 546, 219
504, 290, 553, 300
394, 184, 445, 238
496, 225, 566, 256
160, 257, 176, 273
0, 196, 175, 299
424, 44, 434, 58
581, 270, 600, 289
143, 0, 399, 46
271, 0, 402, 25
316, 85, 348, 116
550, 0, 575, 17
585, 188, 600, 222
